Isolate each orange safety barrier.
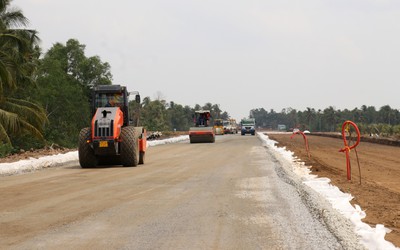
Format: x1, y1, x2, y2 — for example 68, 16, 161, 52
290, 130, 311, 160
338, 120, 361, 182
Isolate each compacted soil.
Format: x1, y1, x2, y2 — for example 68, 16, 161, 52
1, 132, 398, 247
0, 135, 352, 249
267, 132, 400, 247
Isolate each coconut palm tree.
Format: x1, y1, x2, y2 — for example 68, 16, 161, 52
0, 0, 47, 146
323, 106, 337, 132
304, 107, 316, 131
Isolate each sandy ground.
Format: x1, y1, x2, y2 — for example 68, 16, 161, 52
267, 133, 400, 247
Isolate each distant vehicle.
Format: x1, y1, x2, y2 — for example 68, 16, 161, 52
224, 119, 238, 134
189, 110, 215, 143
240, 118, 256, 136
277, 124, 287, 131
214, 119, 224, 135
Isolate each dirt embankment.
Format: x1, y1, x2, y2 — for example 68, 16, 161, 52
0, 147, 75, 164
267, 133, 400, 248
311, 132, 400, 147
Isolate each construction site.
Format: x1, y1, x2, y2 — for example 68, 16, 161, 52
267, 132, 400, 247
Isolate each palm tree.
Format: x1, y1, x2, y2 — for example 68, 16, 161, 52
0, 98, 47, 143
211, 104, 221, 119
304, 107, 316, 131
378, 105, 392, 124
0, 0, 47, 145
323, 106, 337, 132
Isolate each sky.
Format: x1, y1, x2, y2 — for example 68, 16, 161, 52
0, 133, 397, 249
13, 0, 400, 119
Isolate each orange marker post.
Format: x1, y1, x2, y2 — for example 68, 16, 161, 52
338, 121, 361, 182
290, 130, 311, 160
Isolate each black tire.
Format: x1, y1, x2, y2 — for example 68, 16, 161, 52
78, 127, 98, 168
139, 151, 145, 164
120, 126, 139, 167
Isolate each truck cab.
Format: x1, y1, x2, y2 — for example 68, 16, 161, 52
240, 118, 256, 136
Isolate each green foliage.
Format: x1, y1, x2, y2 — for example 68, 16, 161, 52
42, 39, 112, 97
137, 97, 231, 131
128, 99, 141, 127
34, 80, 90, 147
28, 39, 111, 148
10, 134, 45, 151
0, 142, 13, 157
7, 38, 112, 149
250, 105, 400, 136
140, 98, 169, 131
0, 0, 47, 149
393, 125, 400, 135
0, 97, 48, 143
392, 125, 400, 139
167, 101, 192, 131
356, 123, 369, 135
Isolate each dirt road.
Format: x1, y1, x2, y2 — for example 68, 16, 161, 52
267, 132, 400, 248
0, 134, 363, 249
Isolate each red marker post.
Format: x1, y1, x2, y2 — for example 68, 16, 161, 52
339, 121, 361, 182
291, 130, 311, 160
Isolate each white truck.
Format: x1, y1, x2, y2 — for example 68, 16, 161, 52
240, 118, 256, 135
223, 119, 238, 134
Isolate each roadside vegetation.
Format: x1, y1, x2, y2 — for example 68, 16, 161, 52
250, 106, 400, 138
0, 1, 399, 157
0, 0, 230, 157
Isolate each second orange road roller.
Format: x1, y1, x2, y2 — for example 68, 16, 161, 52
189, 110, 215, 143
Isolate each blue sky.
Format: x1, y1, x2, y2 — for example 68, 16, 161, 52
14, 0, 400, 119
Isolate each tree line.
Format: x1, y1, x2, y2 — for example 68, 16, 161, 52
0, 1, 232, 156
0, 1, 399, 157
0, 34, 230, 156
250, 106, 400, 137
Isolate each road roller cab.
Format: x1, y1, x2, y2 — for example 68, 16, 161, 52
78, 85, 146, 168
189, 110, 215, 143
